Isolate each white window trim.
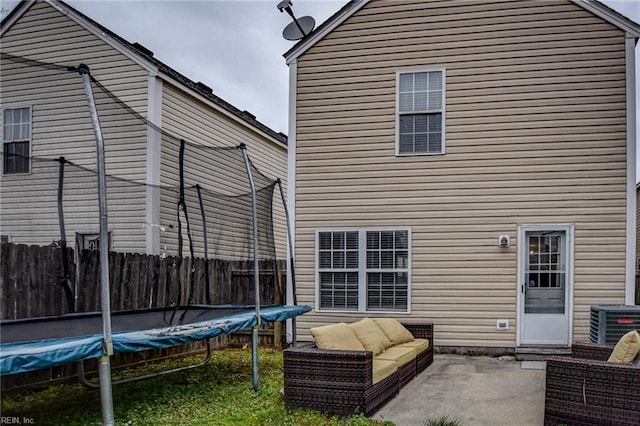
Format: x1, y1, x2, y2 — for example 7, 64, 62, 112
2, 105, 33, 176
315, 227, 412, 314
395, 68, 446, 157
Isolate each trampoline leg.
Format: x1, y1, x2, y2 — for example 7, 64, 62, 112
98, 355, 115, 426
78, 340, 214, 389
252, 326, 259, 391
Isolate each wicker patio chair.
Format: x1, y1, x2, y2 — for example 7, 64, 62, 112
544, 342, 640, 426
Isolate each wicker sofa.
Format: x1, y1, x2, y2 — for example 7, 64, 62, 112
544, 342, 640, 426
283, 322, 433, 416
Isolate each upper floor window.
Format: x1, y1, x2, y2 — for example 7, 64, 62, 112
396, 70, 445, 155
317, 228, 411, 313
2, 107, 31, 174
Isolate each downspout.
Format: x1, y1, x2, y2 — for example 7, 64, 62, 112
625, 33, 637, 305
285, 59, 298, 342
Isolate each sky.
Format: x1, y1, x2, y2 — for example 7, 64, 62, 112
1, 0, 639, 157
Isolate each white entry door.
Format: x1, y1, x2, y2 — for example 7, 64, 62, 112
518, 225, 573, 346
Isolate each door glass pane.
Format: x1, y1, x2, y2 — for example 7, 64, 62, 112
525, 231, 565, 314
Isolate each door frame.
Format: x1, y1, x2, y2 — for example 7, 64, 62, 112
516, 223, 574, 347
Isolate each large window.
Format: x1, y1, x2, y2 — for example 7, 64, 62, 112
317, 229, 410, 312
397, 70, 445, 155
2, 107, 31, 174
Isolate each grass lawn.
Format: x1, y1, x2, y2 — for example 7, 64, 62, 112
1, 347, 395, 425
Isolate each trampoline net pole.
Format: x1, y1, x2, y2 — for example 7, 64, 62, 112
276, 179, 297, 345
79, 64, 114, 426
240, 143, 260, 391
56, 156, 75, 314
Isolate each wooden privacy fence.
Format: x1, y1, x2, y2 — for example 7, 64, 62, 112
0, 243, 286, 390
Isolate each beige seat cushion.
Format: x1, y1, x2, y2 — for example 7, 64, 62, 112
372, 318, 415, 345
349, 318, 392, 355
396, 338, 429, 354
375, 345, 417, 367
372, 359, 398, 385
607, 330, 640, 363
311, 322, 366, 351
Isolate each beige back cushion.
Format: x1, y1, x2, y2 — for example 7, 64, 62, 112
311, 322, 366, 351
349, 318, 392, 355
373, 318, 415, 345
607, 330, 640, 363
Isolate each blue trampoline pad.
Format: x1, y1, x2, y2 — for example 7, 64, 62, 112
0, 304, 311, 375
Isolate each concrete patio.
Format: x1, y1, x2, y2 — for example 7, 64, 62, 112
373, 354, 546, 426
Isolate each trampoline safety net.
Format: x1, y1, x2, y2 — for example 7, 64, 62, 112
0, 52, 289, 317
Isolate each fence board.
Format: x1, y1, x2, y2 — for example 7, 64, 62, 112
0, 243, 286, 391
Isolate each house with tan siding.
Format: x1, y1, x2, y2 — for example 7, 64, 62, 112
284, 0, 639, 351
0, 0, 288, 257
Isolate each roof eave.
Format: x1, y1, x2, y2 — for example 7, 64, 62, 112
284, 0, 640, 65
0, 0, 36, 36
572, 0, 640, 37
2, 0, 287, 148
284, 0, 369, 65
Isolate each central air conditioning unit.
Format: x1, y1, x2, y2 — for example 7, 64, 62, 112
590, 305, 640, 345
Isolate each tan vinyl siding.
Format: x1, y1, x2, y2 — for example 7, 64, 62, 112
0, 0, 149, 252
294, 0, 627, 347
159, 85, 288, 259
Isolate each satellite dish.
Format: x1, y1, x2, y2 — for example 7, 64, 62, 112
283, 16, 315, 41
278, 0, 315, 41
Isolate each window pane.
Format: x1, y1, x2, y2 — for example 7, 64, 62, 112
396, 251, 408, 268
320, 251, 331, 268
399, 73, 413, 92
346, 251, 358, 268
415, 134, 428, 152
428, 71, 442, 90
381, 231, 394, 249
428, 133, 441, 152
414, 114, 428, 133
333, 251, 344, 268
395, 231, 408, 249
319, 232, 331, 250
399, 93, 413, 112
414, 72, 428, 91
428, 114, 442, 132
400, 115, 413, 133
367, 231, 380, 249
22, 123, 30, 139
428, 91, 442, 109
3, 124, 13, 141
346, 231, 358, 249
367, 251, 379, 268
333, 233, 344, 249
367, 272, 408, 311
399, 135, 413, 154
3, 141, 29, 174
414, 92, 428, 110
381, 251, 394, 268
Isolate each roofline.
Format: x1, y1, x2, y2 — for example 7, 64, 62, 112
0, 0, 35, 36
284, 0, 367, 65
572, 0, 640, 37
284, 0, 640, 64
1, 0, 287, 148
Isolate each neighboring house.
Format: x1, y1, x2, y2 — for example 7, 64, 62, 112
0, 0, 288, 258
284, 0, 639, 350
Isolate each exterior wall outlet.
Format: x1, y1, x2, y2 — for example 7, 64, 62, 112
496, 320, 509, 330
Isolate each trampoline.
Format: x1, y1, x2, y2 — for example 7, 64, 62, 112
0, 304, 310, 375
0, 57, 306, 425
